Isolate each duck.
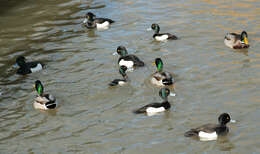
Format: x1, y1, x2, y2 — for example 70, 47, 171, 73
15, 56, 43, 75
34, 80, 57, 110
224, 31, 249, 49
133, 88, 171, 115
109, 66, 128, 86
116, 46, 145, 71
184, 113, 235, 141
83, 12, 114, 29
151, 58, 174, 86
148, 23, 177, 41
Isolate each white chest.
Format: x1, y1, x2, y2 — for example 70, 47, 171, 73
198, 131, 218, 141
96, 21, 110, 29
146, 107, 165, 113
119, 59, 134, 69
155, 35, 168, 41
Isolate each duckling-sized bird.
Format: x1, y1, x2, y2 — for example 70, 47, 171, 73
224, 31, 249, 49
34, 80, 57, 110
184, 113, 236, 141
15, 56, 43, 75
83, 12, 114, 29
116, 46, 145, 71
151, 58, 174, 86
133, 88, 171, 115
148, 23, 177, 41
109, 66, 128, 86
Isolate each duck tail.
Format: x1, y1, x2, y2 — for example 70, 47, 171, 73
162, 79, 173, 85
136, 60, 145, 67
184, 129, 198, 137
133, 109, 145, 114
109, 80, 117, 86
46, 102, 56, 109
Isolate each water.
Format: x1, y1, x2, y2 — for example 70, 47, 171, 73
1, 0, 260, 153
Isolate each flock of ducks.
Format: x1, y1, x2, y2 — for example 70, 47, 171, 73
13, 11, 250, 142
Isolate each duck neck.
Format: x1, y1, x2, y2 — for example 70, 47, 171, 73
162, 100, 170, 109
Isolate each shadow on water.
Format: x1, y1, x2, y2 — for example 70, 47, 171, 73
0, 0, 28, 15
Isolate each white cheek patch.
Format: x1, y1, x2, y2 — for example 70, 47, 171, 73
119, 60, 134, 69
96, 21, 110, 29
30, 64, 43, 72
198, 131, 218, 141
155, 35, 168, 41
146, 107, 165, 113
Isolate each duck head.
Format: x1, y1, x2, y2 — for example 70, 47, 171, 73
154, 58, 163, 72
83, 12, 96, 24
241, 31, 248, 45
119, 66, 128, 78
16, 56, 26, 67
35, 80, 44, 96
159, 88, 170, 101
218, 113, 231, 125
117, 46, 128, 56
151, 23, 160, 34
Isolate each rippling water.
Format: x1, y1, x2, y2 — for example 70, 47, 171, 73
1, 0, 260, 153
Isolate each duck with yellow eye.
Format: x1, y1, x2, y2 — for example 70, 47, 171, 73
82, 12, 114, 29
224, 31, 250, 49
33, 80, 57, 110
150, 58, 174, 86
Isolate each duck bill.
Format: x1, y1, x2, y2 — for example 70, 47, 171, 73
243, 37, 248, 45
152, 62, 156, 66
13, 63, 19, 68
230, 119, 236, 123
147, 28, 152, 31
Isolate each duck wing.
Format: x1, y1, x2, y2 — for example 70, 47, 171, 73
133, 102, 162, 114
109, 79, 126, 86
95, 18, 114, 24
184, 123, 217, 137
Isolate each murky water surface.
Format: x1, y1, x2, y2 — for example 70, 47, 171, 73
1, 0, 260, 153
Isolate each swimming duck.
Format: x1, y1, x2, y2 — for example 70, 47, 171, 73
184, 113, 235, 141
116, 46, 145, 71
83, 12, 114, 29
15, 56, 43, 75
109, 66, 128, 86
148, 23, 177, 41
133, 88, 171, 115
151, 58, 174, 86
224, 31, 249, 49
34, 80, 57, 110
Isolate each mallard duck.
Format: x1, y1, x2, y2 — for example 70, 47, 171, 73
83, 12, 114, 29
109, 66, 128, 86
224, 31, 249, 49
133, 88, 171, 115
184, 113, 236, 141
15, 56, 43, 75
148, 23, 177, 41
116, 46, 144, 71
151, 58, 174, 86
34, 80, 57, 110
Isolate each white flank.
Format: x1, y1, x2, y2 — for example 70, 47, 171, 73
146, 107, 165, 113
33, 101, 48, 110
118, 81, 126, 86
155, 35, 168, 41
150, 77, 164, 86
119, 59, 134, 69
198, 131, 218, 141
30, 64, 43, 72
96, 21, 110, 29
